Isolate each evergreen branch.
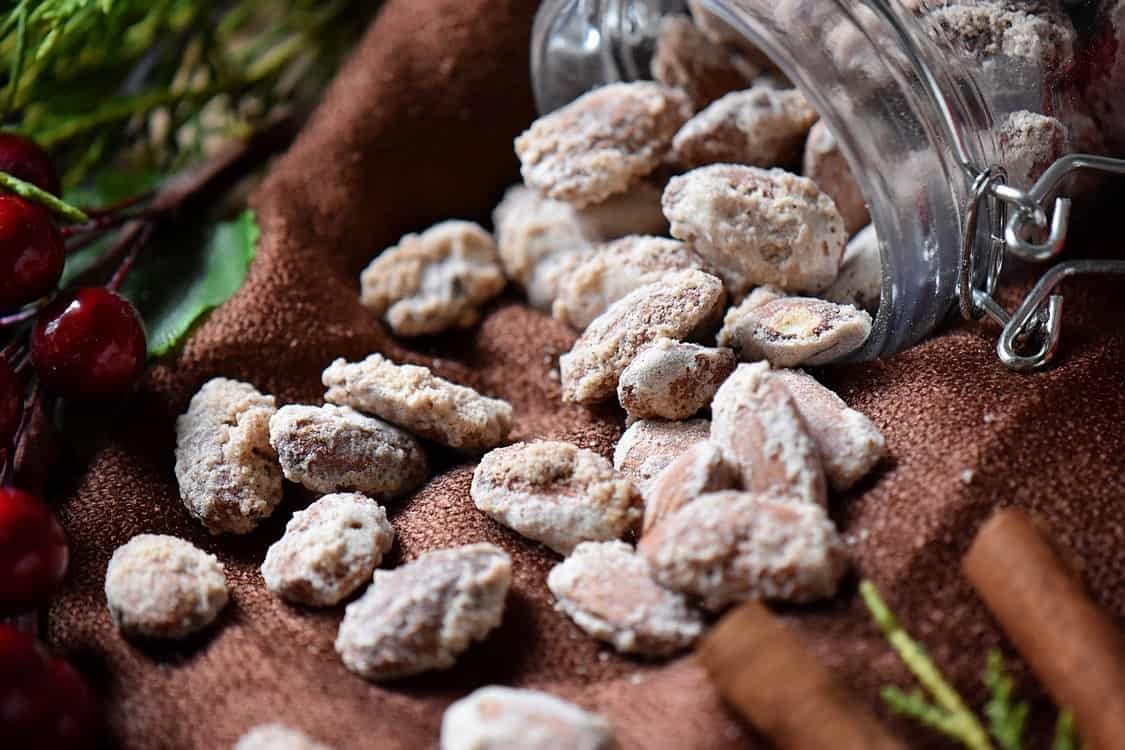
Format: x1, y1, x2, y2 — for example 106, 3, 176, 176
4, 0, 28, 114
984, 651, 1029, 750
882, 686, 964, 737
860, 581, 996, 750
0, 170, 87, 222
0, 0, 368, 186
1052, 711, 1081, 750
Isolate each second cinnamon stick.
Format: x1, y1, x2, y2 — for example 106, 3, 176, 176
698, 600, 906, 750
963, 508, 1125, 750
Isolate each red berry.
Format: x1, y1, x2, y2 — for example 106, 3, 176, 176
31, 288, 147, 400
42, 657, 98, 747
0, 357, 21, 446
0, 488, 68, 614
0, 133, 61, 196
0, 195, 65, 312
0, 627, 97, 749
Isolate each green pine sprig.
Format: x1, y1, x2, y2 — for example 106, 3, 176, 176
0, 0, 369, 187
984, 651, 1029, 750
860, 580, 1083, 750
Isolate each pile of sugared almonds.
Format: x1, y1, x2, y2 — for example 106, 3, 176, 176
103, 10, 902, 749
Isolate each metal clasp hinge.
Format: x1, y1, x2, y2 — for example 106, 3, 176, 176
958, 154, 1125, 372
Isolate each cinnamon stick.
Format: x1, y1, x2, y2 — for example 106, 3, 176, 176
963, 508, 1125, 750
698, 601, 907, 750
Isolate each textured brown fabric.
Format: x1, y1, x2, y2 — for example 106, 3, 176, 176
45, 1, 1125, 749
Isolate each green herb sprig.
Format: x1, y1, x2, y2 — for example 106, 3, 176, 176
860, 581, 1082, 750
0, 0, 368, 186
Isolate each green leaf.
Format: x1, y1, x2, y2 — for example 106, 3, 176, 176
119, 209, 259, 357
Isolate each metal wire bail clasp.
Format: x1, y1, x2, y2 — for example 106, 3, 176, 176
959, 154, 1125, 372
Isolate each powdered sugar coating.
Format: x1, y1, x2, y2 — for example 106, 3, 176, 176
578, 181, 670, 239
104, 534, 228, 639
617, 338, 735, 420
802, 120, 870, 236
335, 543, 511, 681
650, 15, 756, 111
613, 418, 711, 496
686, 0, 777, 75
642, 441, 738, 535
471, 441, 641, 555
441, 687, 615, 750
718, 296, 872, 367
526, 248, 597, 312
547, 540, 703, 655
323, 354, 512, 452
822, 225, 881, 313
515, 82, 692, 207
553, 236, 707, 330
261, 493, 395, 607
773, 369, 886, 492
996, 110, 1068, 191
268, 404, 427, 498
174, 378, 283, 534
559, 269, 726, 403
234, 724, 334, 750
639, 491, 848, 611
709, 362, 827, 507
492, 185, 596, 290
925, 4, 1074, 71
492, 184, 668, 302
359, 220, 505, 336
672, 86, 818, 169
741, 284, 785, 309
663, 165, 846, 297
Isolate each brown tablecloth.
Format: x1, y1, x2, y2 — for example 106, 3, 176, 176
46, 1, 1125, 748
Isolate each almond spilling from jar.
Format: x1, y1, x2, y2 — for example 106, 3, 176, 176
441, 687, 615, 750
359, 220, 506, 337
672, 84, 819, 169
802, 120, 870, 236
553, 236, 706, 331
822, 224, 881, 313
560, 269, 726, 404
772, 369, 886, 492
710, 362, 827, 507
492, 183, 667, 311
492, 185, 596, 293
662, 164, 846, 297
470, 441, 641, 555
335, 543, 511, 681
617, 338, 735, 421
515, 82, 692, 207
323, 353, 512, 452
642, 440, 738, 535
547, 540, 704, 656
639, 491, 848, 611
613, 417, 712, 497
650, 14, 757, 111
718, 296, 872, 367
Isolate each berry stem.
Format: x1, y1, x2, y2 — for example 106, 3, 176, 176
0, 171, 87, 223
106, 223, 154, 292
61, 208, 147, 239
0, 303, 45, 328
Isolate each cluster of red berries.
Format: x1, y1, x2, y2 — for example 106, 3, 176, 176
0, 133, 152, 748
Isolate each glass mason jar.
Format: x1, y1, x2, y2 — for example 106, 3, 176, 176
530, 0, 1105, 364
